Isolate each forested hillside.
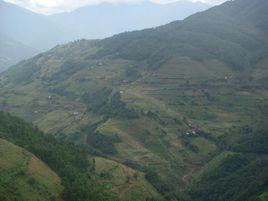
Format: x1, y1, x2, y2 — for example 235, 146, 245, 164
0, 138, 63, 201
0, 0, 267, 200
0, 111, 160, 200
0, 112, 120, 201
0, 0, 208, 71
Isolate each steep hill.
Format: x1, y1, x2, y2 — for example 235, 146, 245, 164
0, 0, 267, 200
95, 0, 268, 71
0, 111, 160, 201
0, 0, 209, 71
93, 156, 161, 201
0, 138, 63, 201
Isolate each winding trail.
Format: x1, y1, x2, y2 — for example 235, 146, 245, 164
182, 166, 197, 183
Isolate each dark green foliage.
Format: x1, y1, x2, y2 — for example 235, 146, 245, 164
94, 0, 268, 70
103, 92, 138, 118
231, 128, 268, 154
200, 154, 250, 181
146, 197, 165, 201
179, 125, 268, 201
47, 59, 87, 83
83, 87, 112, 113
144, 168, 171, 195
181, 134, 199, 153
184, 154, 268, 201
83, 88, 139, 118
27, 177, 37, 186
87, 131, 120, 155
0, 112, 119, 201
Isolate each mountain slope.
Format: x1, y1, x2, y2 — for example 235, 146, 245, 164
95, 0, 268, 70
0, 138, 63, 201
0, 111, 160, 201
0, 33, 38, 72
0, 0, 75, 51
0, 0, 267, 200
182, 124, 268, 201
0, 111, 121, 201
0, 0, 208, 71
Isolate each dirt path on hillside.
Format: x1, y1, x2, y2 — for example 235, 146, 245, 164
182, 160, 200, 183
182, 166, 197, 183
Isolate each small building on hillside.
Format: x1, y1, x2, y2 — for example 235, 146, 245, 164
72, 111, 79, 116
97, 62, 103, 66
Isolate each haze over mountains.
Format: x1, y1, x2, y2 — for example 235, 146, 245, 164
50, 1, 209, 39
0, 33, 38, 72
0, 0, 209, 71
0, 0, 267, 200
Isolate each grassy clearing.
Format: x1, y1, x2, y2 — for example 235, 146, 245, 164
191, 137, 217, 158
258, 191, 268, 201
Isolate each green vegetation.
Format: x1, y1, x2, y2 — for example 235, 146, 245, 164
94, 156, 161, 201
0, 0, 267, 200
231, 126, 268, 154
184, 154, 268, 201
0, 112, 119, 201
88, 130, 121, 155
0, 138, 63, 201
179, 126, 268, 201
83, 88, 139, 118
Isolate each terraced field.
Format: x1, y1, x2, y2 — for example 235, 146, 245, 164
94, 156, 161, 201
1, 49, 267, 196
0, 0, 267, 200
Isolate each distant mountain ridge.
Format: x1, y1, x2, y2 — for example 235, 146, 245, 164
0, 0, 75, 71
50, 1, 210, 39
95, 0, 268, 70
0, 33, 38, 72
0, 0, 76, 50
0, 0, 209, 71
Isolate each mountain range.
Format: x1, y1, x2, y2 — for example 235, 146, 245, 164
0, 33, 38, 72
50, 1, 209, 39
0, 0, 267, 200
0, 0, 209, 71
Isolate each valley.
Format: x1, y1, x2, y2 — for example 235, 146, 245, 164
0, 0, 267, 200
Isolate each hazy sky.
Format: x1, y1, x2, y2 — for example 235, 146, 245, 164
4, 0, 227, 14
